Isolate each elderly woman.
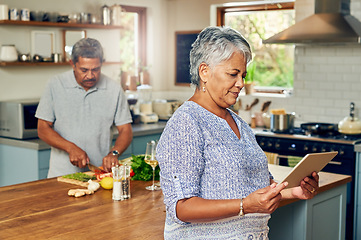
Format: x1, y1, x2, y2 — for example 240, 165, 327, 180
156, 26, 319, 239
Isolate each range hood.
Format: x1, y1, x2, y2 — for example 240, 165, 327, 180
263, 0, 361, 44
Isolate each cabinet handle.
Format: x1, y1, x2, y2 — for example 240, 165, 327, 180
328, 161, 342, 165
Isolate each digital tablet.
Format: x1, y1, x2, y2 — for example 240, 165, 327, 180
280, 151, 338, 189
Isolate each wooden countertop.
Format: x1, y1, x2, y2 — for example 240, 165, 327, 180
0, 165, 351, 239
0, 179, 166, 239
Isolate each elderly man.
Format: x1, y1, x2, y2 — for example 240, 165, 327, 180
36, 38, 132, 177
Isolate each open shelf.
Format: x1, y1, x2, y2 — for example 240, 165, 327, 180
0, 61, 122, 67
0, 20, 124, 29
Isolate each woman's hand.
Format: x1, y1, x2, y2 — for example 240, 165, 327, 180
290, 171, 319, 200
243, 182, 288, 214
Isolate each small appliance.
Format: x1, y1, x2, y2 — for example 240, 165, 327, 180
137, 85, 158, 124
0, 99, 39, 139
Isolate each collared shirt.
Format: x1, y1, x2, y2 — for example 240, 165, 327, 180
36, 70, 132, 177
157, 101, 271, 239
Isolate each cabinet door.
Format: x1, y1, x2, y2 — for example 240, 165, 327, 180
132, 134, 161, 155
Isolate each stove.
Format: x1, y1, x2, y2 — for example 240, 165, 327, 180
255, 127, 360, 240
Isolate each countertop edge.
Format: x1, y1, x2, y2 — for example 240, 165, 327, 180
0, 122, 167, 151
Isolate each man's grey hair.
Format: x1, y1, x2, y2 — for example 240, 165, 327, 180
71, 38, 104, 64
189, 26, 252, 88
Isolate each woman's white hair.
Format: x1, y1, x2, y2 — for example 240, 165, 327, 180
189, 26, 252, 88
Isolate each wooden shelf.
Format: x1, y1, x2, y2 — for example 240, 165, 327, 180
0, 61, 122, 67
0, 20, 124, 29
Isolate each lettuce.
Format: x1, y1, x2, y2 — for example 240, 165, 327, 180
130, 154, 160, 181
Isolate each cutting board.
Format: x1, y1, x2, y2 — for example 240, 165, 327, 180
57, 172, 96, 187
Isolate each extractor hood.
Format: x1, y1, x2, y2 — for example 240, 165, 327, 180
263, 0, 361, 44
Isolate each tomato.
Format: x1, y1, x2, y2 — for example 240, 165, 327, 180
130, 168, 135, 177
95, 169, 113, 181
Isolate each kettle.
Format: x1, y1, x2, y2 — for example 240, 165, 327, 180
338, 102, 361, 135
0, 45, 18, 62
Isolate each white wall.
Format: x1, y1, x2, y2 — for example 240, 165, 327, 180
0, 0, 168, 101
1, 0, 361, 125
161, 0, 361, 125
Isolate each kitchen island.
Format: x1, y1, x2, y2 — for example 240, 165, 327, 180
0, 122, 167, 187
0, 165, 351, 240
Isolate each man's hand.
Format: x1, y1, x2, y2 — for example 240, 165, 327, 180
102, 154, 119, 172
68, 145, 89, 168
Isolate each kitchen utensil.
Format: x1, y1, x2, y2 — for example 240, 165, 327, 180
33, 54, 43, 62
88, 163, 105, 172
300, 122, 338, 135
245, 98, 259, 111
102, 5, 111, 25
0, 45, 18, 62
111, 4, 123, 26
270, 112, 296, 133
338, 102, 361, 135
18, 53, 31, 62
153, 99, 181, 120
262, 113, 271, 128
20, 9, 30, 21
9, 8, 19, 20
0, 5, 8, 20
261, 101, 271, 113
144, 140, 161, 191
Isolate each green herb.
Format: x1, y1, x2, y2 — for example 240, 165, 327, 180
130, 154, 160, 181
62, 172, 96, 182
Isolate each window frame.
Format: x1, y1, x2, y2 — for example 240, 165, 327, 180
217, 1, 295, 95
121, 5, 147, 67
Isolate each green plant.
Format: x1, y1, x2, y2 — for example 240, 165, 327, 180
245, 61, 256, 84
130, 154, 160, 181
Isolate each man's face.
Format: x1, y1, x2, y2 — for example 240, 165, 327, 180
71, 57, 102, 91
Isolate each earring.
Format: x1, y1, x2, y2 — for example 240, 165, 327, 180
202, 86, 206, 92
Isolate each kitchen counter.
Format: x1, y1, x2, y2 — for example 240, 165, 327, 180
0, 121, 167, 150
0, 165, 351, 239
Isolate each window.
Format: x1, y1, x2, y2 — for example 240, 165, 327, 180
217, 1, 295, 94
119, 5, 147, 76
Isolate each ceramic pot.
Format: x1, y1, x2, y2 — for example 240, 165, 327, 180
0, 45, 18, 62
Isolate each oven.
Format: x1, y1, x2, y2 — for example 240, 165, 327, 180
256, 129, 359, 240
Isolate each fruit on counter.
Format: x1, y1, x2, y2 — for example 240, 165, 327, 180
100, 177, 113, 190
68, 189, 94, 198
87, 180, 100, 192
62, 172, 97, 182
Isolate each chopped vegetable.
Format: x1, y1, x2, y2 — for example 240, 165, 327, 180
130, 154, 160, 181
87, 180, 100, 192
68, 189, 94, 198
62, 172, 96, 182
95, 172, 113, 181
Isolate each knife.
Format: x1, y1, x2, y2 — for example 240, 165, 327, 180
88, 163, 107, 173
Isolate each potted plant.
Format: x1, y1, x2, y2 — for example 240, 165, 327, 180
244, 61, 256, 95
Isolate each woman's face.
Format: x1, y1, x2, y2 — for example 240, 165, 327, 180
200, 51, 247, 109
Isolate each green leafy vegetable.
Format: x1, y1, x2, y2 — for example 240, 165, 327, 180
62, 172, 96, 182
130, 154, 160, 181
